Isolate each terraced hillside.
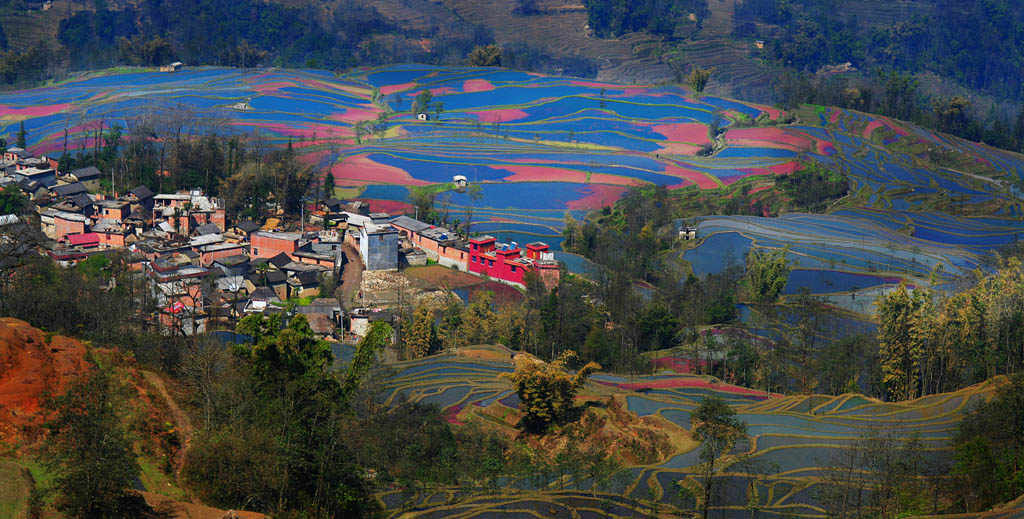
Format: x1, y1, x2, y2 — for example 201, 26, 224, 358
377, 347, 1001, 517
3, 65, 1024, 312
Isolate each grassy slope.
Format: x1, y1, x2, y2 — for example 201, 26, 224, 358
0, 459, 31, 519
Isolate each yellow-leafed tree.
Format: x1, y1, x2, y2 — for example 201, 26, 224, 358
502, 351, 600, 432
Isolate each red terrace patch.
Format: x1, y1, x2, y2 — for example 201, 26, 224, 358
352, 199, 413, 214
329, 107, 380, 123
724, 127, 812, 149
331, 155, 431, 186
566, 184, 630, 210
664, 165, 719, 189
751, 104, 786, 121
249, 81, 299, 95
379, 82, 417, 96
651, 357, 708, 374
875, 115, 910, 136
462, 79, 495, 93
409, 87, 458, 98
768, 161, 801, 175
471, 109, 529, 123
652, 123, 712, 145
0, 103, 72, 118
443, 404, 465, 425
494, 165, 636, 186
829, 109, 842, 125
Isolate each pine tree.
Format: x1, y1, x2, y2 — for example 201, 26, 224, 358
16, 120, 26, 149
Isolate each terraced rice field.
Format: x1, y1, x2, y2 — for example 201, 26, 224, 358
380, 350, 1000, 517
3, 65, 1024, 307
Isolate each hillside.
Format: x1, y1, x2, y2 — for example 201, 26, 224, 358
0, 318, 266, 519
6, 64, 1021, 317
378, 344, 1004, 517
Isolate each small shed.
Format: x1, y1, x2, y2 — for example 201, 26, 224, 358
453, 175, 468, 188
160, 62, 184, 73
417, 113, 429, 121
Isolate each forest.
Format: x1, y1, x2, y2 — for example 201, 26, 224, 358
735, 0, 1024, 100
580, 0, 709, 37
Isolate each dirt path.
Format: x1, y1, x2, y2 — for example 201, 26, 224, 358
142, 370, 194, 489
337, 243, 364, 310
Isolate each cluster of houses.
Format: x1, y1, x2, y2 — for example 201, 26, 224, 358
1, 145, 561, 340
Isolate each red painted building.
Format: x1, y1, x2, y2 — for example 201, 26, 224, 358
468, 236, 559, 288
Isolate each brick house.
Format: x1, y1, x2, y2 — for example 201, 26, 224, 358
251, 231, 304, 259
390, 215, 469, 270
53, 211, 89, 242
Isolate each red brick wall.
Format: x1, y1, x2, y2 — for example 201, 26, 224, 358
251, 234, 298, 259
200, 246, 245, 266
54, 218, 86, 242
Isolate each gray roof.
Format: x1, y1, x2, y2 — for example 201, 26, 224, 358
71, 193, 93, 209
234, 220, 261, 233
390, 215, 432, 233
71, 166, 101, 180
130, 185, 154, 199
291, 270, 320, 285
249, 286, 280, 302
195, 223, 221, 236
51, 182, 88, 197
214, 254, 249, 267
268, 253, 292, 269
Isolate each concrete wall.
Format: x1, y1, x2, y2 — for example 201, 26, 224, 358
360, 230, 398, 271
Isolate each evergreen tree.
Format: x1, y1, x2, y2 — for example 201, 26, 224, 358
16, 120, 26, 149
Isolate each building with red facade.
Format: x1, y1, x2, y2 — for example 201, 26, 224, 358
250, 231, 303, 259
467, 236, 560, 288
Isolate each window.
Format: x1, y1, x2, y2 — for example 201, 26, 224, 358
253, 248, 258, 256
472, 243, 478, 250
489, 260, 494, 267
511, 265, 517, 273
472, 256, 476, 263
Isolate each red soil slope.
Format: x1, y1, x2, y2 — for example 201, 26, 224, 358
0, 318, 90, 444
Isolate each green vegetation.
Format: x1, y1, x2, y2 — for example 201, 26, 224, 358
874, 258, 1024, 399
744, 247, 790, 303
41, 365, 141, 518
775, 162, 848, 212
736, 0, 1024, 101
0, 183, 27, 215
468, 44, 502, 67
502, 351, 599, 432
693, 396, 747, 519
953, 373, 1024, 512
581, 0, 708, 37
687, 65, 714, 93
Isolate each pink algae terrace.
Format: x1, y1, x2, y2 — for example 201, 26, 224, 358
566, 184, 630, 209
331, 154, 431, 186
470, 109, 529, 122
462, 79, 495, 93
0, 103, 73, 118
652, 123, 712, 145
493, 164, 638, 186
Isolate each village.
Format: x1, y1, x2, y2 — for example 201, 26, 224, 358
0, 145, 561, 341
